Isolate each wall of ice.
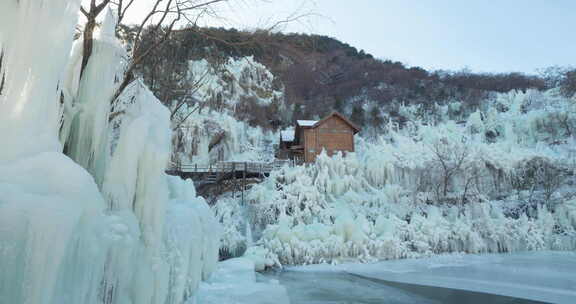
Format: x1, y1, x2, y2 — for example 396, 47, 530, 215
172, 109, 277, 166
0, 1, 220, 303
214, 89, 576, 265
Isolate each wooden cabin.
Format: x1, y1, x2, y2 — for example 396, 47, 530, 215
278, 111, 361, 163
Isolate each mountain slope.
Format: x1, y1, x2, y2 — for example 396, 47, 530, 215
133, 27, 551, 131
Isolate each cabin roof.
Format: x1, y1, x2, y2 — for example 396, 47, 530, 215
290, 111, 360, 145
312, 111, 361, 134
296, 120, 318, 127
280, 129, 295, 142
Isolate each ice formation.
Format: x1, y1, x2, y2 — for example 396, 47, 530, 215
0, 1, 105, 303
195, 258, 290, 304
214, 89, 576, 265
290, 251, 576, 304
172, 108, 278, 166
186, 56, 283, 108
0, 1, 220, 303
170, 56, 287, 167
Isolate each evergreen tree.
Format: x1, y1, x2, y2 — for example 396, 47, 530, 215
293, 103, 304, 121
333, 96, 344, 113
370, 106, 384, 128
350, 104, 365, 126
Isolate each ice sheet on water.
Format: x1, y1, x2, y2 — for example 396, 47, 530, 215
289, 251, 576, 304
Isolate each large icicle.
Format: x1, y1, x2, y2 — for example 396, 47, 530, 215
64, 8, 127, 185
0, 1, 110, 304
0, 0, 80, 161
1, 2, 222, 304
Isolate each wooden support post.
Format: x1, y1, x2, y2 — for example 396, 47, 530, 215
232, 163, 236, 198
242, 162, 246, 205
216, 169, 220, 194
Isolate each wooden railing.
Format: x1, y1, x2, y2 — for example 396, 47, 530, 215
170, 160, 293, 174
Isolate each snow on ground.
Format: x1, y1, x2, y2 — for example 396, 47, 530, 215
194, 258, 290, 304
288, 251, 576, 304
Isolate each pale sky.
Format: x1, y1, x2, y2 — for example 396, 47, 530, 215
123, 0, 576, 74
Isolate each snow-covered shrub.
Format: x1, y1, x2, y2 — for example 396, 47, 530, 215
214, 89, 576, 265
212, 197, 248, 257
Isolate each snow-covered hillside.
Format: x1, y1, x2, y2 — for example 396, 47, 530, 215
170, 56, 286, 166
172, 110, 278, 166
187, 56, 284, 108
0, 2, 220, 304
214, 89, 576, 265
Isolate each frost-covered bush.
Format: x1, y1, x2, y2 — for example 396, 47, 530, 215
212, 197, 248, 256
214, 89, 576, 265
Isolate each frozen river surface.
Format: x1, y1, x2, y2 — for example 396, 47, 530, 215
266, 270, 547, 304
198, 251, 576, 304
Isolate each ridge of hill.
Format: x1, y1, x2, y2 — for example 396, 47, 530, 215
130, 26, 573, 131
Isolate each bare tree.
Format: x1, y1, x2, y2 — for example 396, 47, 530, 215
79, 0, 112, 78
0, 50, 5, 96
510, 157, 567, 210
78, 0, 229, 104
552, 112, 575, 139
429, 139, 470, 201
112, 0, 230, 103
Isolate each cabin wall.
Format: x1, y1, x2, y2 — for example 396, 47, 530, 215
303, 128, 318, 163
303, 116, 355, 163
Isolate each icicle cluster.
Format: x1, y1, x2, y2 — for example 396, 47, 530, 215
0, 2, 221, 304
172, 110, 278, 166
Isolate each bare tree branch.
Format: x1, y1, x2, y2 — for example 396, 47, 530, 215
172, 103, 202, 130
79, 0, 112, 77
80, 6, 89, 18
170, 69, 211, 120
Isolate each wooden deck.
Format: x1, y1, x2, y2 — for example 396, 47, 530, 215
166, 160, 292, 182
166, 160, 293, 200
